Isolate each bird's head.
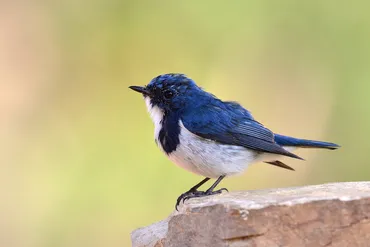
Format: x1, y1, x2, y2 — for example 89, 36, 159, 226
130, 74, 207, 113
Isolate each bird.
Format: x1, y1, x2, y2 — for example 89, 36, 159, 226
129, 73, 339, 210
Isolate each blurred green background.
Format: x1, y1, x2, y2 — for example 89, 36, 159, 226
0, 1, 369, 246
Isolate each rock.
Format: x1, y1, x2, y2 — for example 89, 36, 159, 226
131, 182, 370, 247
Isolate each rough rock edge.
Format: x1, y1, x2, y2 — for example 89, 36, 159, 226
131, 182, 370, 247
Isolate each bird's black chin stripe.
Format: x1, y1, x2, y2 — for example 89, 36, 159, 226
159, 112, 180, 154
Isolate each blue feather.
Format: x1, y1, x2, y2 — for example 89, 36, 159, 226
135, 73, 339, 160
158, 111, 181, 154
181, 101, 303, 160
274, 134, 340, 150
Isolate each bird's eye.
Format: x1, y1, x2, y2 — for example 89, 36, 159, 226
163, 90, 174, 100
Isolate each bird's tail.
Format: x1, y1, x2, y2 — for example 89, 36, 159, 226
274, 134, 340, 150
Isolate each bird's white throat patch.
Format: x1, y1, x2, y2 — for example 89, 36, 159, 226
145, 97, 164, 141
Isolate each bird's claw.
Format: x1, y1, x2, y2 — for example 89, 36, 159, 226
183, 190, 206, 203
175, 188, 228, 211
175, 189, 197, 211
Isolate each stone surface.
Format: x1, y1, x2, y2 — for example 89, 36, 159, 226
131, 182, 370, 247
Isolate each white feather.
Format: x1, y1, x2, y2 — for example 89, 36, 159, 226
144, 99, 297, 178
168, 121, 265, 178
145, 97, 164, 142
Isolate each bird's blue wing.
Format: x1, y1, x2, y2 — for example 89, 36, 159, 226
181, 103, 302, 159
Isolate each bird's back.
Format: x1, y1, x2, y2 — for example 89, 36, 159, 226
181, 98, 302, 160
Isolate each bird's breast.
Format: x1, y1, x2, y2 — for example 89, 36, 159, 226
167, 121, 260, 178
144, 99, 261, 178
144, 97, 180, 153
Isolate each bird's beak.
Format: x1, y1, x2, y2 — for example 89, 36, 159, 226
129, 86, 151, 96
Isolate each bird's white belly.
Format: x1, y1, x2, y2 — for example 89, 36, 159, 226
144, 100, 294, 178
167, 121, 261, 178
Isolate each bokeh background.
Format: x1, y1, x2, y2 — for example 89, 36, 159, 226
1, 1, 369, 246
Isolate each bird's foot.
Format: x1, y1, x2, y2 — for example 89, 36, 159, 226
183, 188, 228, 203
175, 188, 228, 211
176, 189, 197, 211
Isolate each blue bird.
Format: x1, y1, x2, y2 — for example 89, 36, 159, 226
129, 74, 339, 210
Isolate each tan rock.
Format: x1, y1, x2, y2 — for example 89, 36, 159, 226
131, 182, 370, 247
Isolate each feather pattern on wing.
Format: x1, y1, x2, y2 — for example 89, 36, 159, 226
181, 101, 302, 160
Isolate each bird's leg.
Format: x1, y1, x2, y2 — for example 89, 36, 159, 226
181, 175, 228, 204
204, 175, 228, 194
176, 177, 210, 210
